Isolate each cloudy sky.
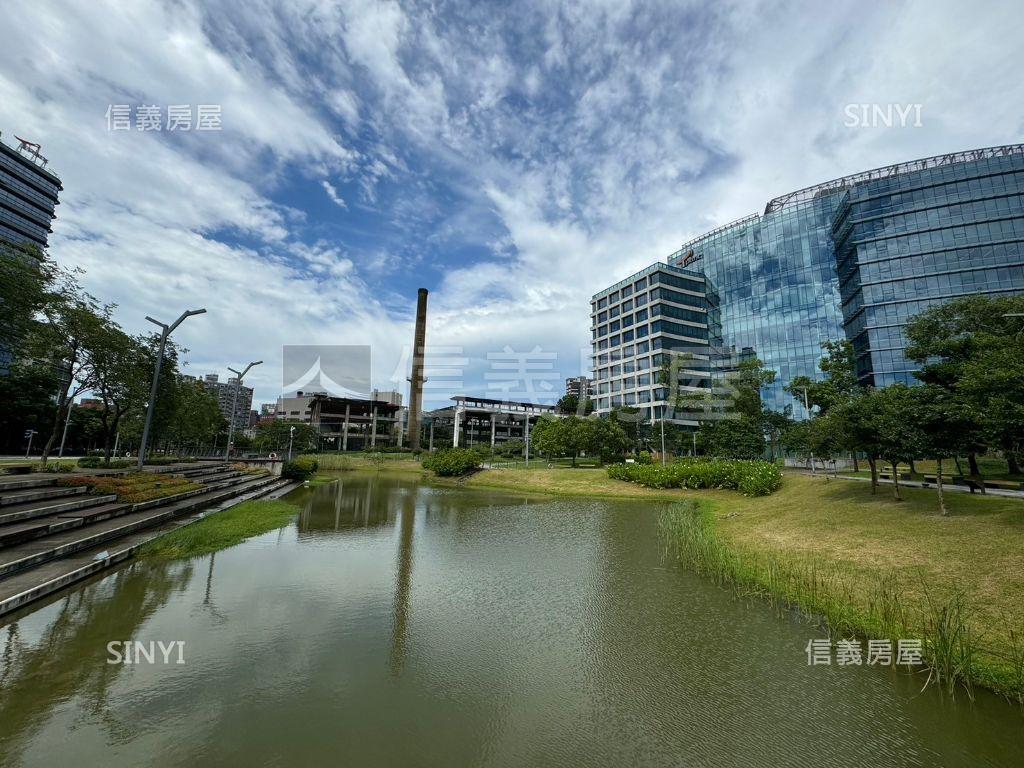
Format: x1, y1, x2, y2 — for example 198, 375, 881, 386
2, 0, 1022, 408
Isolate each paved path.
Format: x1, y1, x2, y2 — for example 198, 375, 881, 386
794, 471, 1024, 500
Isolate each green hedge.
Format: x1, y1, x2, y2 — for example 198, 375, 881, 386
78, 456, 132, 469
282, 455, 318, 480
607, 458, 783, 497
421, 448, 482, 477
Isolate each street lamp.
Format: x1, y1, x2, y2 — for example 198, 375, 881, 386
137, 308, 206, 471
225, 360, 262, 459
801, 385, 815, 477
287, 425, 296, 461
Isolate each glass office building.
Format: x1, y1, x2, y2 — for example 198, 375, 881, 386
593, 144, 1024, 416
590, 263, 717, 423
0, 132, 61, 251
833, 148, 1024, 387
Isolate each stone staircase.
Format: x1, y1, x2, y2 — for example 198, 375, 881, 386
0, 462, 296, 618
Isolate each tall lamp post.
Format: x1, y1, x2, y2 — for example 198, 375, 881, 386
801, 386, 815, 477
225, 360, 262, 459
137, 308, 206, 471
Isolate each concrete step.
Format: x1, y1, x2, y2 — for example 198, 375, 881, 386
0, 493, 119, 526
0, 474, 281, 579
0, 501, 129, 549
0, 476, 299, 618
165, 464, 231, 478
0, 476, 59, 491
195, 469, 249, 485
0, 485, 87, 507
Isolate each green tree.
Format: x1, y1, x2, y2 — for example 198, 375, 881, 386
166, 381, 226, 454
91, 328, 151, 463
912, 384, 984, 515
254, 419, 318, 455
24, 289, 116, 462
556, 393, 594, 416
0, 362, 59, 453
867, 384, 926, 501
786, 340, 858, 416
905, 294, 1024, 477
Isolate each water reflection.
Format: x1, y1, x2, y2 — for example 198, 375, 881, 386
0, 472, 1021, 768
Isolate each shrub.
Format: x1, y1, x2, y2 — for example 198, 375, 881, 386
78, 456, 133, 469
144, 456, 197, 465
607, 458, 783, 497
34, 461, 75, 473
282, 455, 318, 480
635, 451, 653, 465
56, 473, 200, 502
421, 447, 482, 477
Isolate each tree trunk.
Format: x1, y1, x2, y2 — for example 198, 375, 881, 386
1007, 451, 1022, 477
868, 456, 878, 494
908, 458, 917, 475
852, 452, 859, 472
41, 392, 69, 462
954, 456, 964, 476
936, 457, 947, 516
968, 453, 986, 494
890, 460, 902, 501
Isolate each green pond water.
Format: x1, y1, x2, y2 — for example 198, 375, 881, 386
0, 472, 1020, 767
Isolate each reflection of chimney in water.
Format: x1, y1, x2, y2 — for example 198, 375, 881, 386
389, 493, 415, 677
406, 288, 428, 450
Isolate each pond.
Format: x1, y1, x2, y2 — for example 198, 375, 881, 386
0, 472, 1020, 767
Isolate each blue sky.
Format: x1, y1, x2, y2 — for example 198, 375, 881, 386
1, 0, 1022, 408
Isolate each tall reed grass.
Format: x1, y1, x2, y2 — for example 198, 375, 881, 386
658, 501, 1024, 702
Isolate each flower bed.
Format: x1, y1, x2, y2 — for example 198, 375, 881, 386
57, 473, 202, 503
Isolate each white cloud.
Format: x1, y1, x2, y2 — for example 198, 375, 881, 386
321, 180, 348, 209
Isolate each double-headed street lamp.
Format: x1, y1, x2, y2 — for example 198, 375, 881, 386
225, 360, 262, 459
137, 309, 207, 471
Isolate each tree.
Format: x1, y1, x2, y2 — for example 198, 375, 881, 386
0, 243, 73, 353
589, 417, 629, 463
698, 418, 766, 460
531, 416, 590, 466
913, 384, 983, 515
672, 355, 776, 460
165, 380, 226, 454
0, 362, 59, 454
24, 289, 116, 462
556, 393, 594, 416
254, 419, 318, 454
905, 294, 1024, 477
786, 340, 859, 416
866, 384, 926, 501
90, 328, 151, 463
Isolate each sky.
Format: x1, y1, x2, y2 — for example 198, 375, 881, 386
1, 0, 1022, 409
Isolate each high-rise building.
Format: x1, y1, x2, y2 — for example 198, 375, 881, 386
181, 373, 254, 431
1, 132, 63, 373
564, 376, 592, 400
591, 144, 1024, 417
591, 262, 717, 424
0, 131, 61, 252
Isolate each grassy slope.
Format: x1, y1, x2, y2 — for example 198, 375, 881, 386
138, 500, 300, 560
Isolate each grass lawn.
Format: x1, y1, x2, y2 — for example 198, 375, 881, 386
138, 500, 301, 559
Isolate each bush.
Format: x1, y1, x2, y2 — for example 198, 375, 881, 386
607, 458, 783, 497
635, 451, 653, 465
282, 455, 318, 480
78, 456, 133, 469
421, 447, 482, 477
144, 456, 198, 465
34, 461, 75, 473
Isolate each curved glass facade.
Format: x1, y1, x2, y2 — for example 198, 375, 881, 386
625, 143, 1024, 414
833, 150, 1024, 386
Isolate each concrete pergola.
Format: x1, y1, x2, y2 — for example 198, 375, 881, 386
426, 395, 557, 449
309, 394, 401, 450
